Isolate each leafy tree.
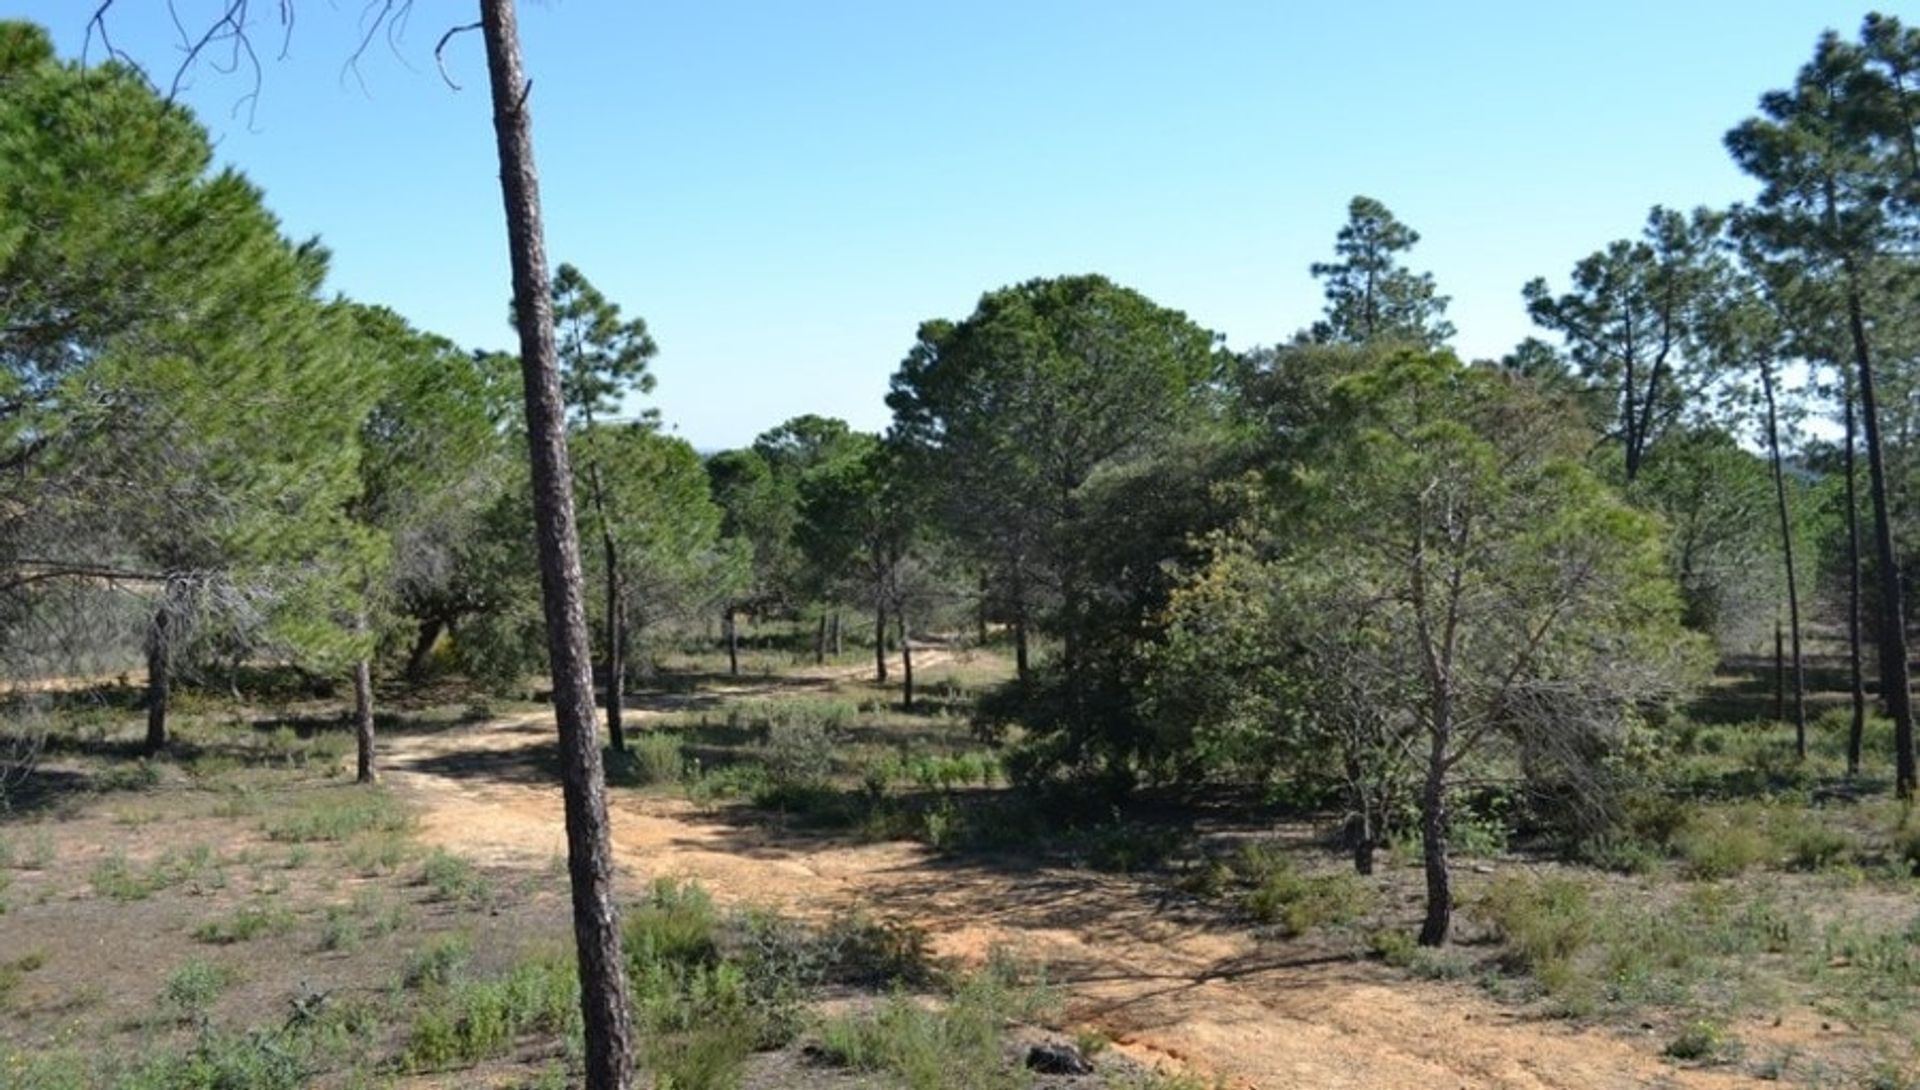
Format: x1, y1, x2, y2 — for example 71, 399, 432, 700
546, 262, 658, 748
796, 435, 924, 697
1523, 206, 1727, 482
1164, 353, 1702, 943
1308, 196, 1455, 349
706, 446, 798, 675
887, 274, 1224, 685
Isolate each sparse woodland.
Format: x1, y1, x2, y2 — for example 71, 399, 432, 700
7, 9, 1920, 1090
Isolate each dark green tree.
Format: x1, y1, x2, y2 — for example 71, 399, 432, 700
1308, 196, 1455, 349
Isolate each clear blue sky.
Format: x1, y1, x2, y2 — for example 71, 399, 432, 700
12, 2, 1888, 449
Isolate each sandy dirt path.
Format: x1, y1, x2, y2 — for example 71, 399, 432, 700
380, 668, 1744, 1090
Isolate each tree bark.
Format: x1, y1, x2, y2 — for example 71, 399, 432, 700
898, 607, 914, 711
976, 572, 990, 645
144, 607, 170, 755
831, 611, 842, 657
723, 607, 739, 677
606, 590, 626, 753
479, 5, 634, 1086
1845, 380, 1867, 776
353, 656, 375, 784
873, 601, 888, 683
814, 613, 826, 666
1774, 618, 1787, 725
1840, 253, 1917, 797
1417, 725, 1451, 946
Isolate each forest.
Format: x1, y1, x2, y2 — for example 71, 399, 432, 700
5, 7, 1920, 1090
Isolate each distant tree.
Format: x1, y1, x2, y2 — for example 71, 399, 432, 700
546, 262, 658, 749
796, 435, 923, 695
1523, 206, 1727, 482
888, 275, 1224, 686
1308, 196, 1455, 349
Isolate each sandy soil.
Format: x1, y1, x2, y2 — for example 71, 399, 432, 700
380, 664, 1748, 1090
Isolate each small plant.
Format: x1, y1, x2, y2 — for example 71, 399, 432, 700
420, 848, 491, 906
1781, 823, 1853, 871
263, 788, 411, 843
403, 954, 580, 1069
1242, 862, 1373, 937
192, 901, 295, 944
404, 932, 474, 989
1663, 1019, 1726, 1062
1676, 809, 1773, 879
163, 959, 236, 1019
1470, 875, 1594, 993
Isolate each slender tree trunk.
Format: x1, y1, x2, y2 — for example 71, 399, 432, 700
1417, 723, 1451, 946
976, 572, 990, 645
606, 593, 626, 753
1840, 255, 1917, 797
1846, 381, 1867, 776
898, 607, 914, 711
353, 656, 375, 784
831, 611, 842, 656
873, 601, 888, 683
724, 607, 739, 677
144, 608, 170, 755
1345, 756, 1375, 876
814, 614, 826, 666
1760, 360, 1807, 755
1774, 619, 1787, 725
479, 6, 633, 1085
406, 617, 444, 680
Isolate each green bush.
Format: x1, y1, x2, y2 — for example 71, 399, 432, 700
263, 788, 410, 843
1471, 875, 1595, 991
162, 959, 236, 1019
403, 932, 473, 989
404, 955, 580, 1070
1241, 860, 1372, 937
1676, 810, 1774, 879
420, 848, 491, 906
192, 902, 295, 944
814, 954, 1056, 1090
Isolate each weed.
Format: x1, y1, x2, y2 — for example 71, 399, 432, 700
162, 959, 236, 1019
403, 954, 580, 1070
1241, 860, 1373, 937
192, 901, 295, 944
403, 932, 473, 989
608, 731, 685, 787
1676, 809, 1774, 879
1663, 1019, 1727, 1062
263, 788, 410, 843
815, 953, 1057, 1090
420, 848, 491, 907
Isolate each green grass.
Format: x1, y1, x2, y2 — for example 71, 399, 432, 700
161, 959, 237, 1020
191, 901, 296, 944
262, 787, 410, 843
419, 848, 491, 907
88, 844, 224, 902
814, 954, 1059, 1090
403, 954, 580, 1071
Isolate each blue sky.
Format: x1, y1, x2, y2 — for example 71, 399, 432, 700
14, 2, 1886, 449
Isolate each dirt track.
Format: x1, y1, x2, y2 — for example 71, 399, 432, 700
381, 667, 1744, 1090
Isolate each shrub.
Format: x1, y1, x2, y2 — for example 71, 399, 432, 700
404, 932, 473, 989
624, 878, 720, 970
1781, 822, 1854, 871
420, 848, 491, 906
163, 959, 236, 1019
1663, 1019, 1726, 1061
404, 955, 579, 1069
1675, 810, 1773, 879
814, 954, 1056, 1090
192, 901, 295, 944
1471, 875, 1595, 990
1238, 854, 1372, 937
263, 788, 410, 843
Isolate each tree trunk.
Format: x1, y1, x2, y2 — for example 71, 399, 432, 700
1345, 757, 1376, 876
144, 607, 170, 755
976, 572, 990, 645
1841, 254, 1917, 797
479, 5, 634, 1086
606, 593, 626, 754
898, 607, 914, 711
831, 611, 842, 656
1846, 380, 1867, 777
724, 607, 739, 677
406, 617, 444, 680
353, 656, 375, 784
1760, 360, 1807, 755
1011, 570, 1030, 683
1417, 726, 1451, 946
1774, 618, 1786, 725
873, 601, 888, 683
814, 614, 826, 666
